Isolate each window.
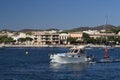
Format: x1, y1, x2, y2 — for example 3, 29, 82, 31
74, 49, 78, 53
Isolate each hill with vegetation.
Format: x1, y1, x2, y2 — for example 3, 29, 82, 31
63, 24, 117, 32
1, 24, 120, 33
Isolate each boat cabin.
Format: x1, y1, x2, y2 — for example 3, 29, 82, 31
67, 46, 85, 54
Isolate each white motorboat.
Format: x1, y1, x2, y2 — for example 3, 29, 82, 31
50, 45, 94, 63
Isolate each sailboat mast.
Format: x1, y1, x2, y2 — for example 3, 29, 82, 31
105, 16, 108, 26
104, 16, 109, 59
105, 16, 108, 45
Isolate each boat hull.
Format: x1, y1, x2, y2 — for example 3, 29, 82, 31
50, 53, 91, 63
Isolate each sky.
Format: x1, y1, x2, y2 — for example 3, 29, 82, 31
0, 0, 120, 30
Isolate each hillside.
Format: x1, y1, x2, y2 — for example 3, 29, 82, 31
63, 24, 116, 32
0, 24, 119, 33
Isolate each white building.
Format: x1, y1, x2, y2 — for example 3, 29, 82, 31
83, 30, 100, 35
117, 31, 120, 35
59, 33, 69, 44
11, 32, 26, 41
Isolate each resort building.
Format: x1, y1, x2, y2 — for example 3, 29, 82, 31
83, 30, 100, 35
33, 31, 60, 45
89, 33, 117, 39
69, 32, 83, 41
40, 33, 60, 45
0, 33, 7, 37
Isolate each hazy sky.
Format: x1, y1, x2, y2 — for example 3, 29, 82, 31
0, 0, 120, 30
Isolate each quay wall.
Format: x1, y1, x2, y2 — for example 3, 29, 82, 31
2, 44, 120, 48
3, 44, 73, 48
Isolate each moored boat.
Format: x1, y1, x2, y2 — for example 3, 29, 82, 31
97, 47, 120, 63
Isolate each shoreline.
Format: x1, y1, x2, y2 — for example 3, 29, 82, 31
2, 44, 74, 48
1, 44, 120, 48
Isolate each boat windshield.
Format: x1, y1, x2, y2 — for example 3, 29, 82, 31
68, 49, 79, 53
68, 49, 74, 53
74, 49, 79, 53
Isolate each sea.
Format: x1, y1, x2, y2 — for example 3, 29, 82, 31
0, 47, 120, 80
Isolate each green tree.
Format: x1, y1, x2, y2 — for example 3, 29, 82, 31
115, 36, 120, 44
111, 28, 120, 34
82, 33, 90, 38
17, 38, 26, 43
25, 37, 33, 41
26, 32, 32, 35
14, 32, 20, 35
107, 36, 115, 42
88, 37, 96, 44
0, 35, 14, 44
67, 37, 76, 44
82, 33, 90, 43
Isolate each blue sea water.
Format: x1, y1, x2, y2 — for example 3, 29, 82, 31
0, 47, 120, 80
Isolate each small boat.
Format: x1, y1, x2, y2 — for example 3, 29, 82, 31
98, 47, 115, 63
50, 45, 94, 63
98, 17, 115, 63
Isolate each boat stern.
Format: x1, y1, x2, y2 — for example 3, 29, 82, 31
50, 53, 66, 63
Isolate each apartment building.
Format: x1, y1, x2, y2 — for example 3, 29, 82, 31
40, 33, 60, 44
33, 32, 60, 45
89, 33, 117, 39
